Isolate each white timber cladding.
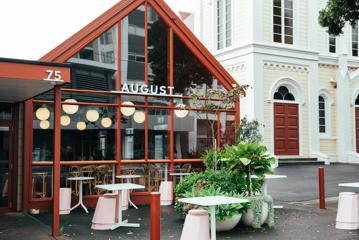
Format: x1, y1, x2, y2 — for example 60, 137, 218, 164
185, 0, 359, 163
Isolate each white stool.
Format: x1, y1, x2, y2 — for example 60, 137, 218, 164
180, 209, 210, 240
91, 194, 117, 230
59, 188, 71, 215
159, 181, 173, 206
336, 192, 359, 230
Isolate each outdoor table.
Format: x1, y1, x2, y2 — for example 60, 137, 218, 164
338, 182, 359, 188
96, 183, 145, 229
178, 196, 248, 240
116, 175, 143, 209
170, 172, 190, 182
67, 176, 94, 213
252, 174, 287, 208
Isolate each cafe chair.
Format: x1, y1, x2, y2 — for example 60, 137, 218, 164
94, 165, 111, 195
32, 172, 48, 198
336, 192, 359, 230
180, 209, 210, 240
80, 165, 95, 195
65, 170, 81, 196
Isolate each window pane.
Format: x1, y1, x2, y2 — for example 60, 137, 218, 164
274, 0, 281, 7
173, 33, 226, 97
121, 107, 146, 160
0, 104, 12, 120
273, 16, 282, 25
284, 0, 293, 9
33, 104, 53, 162
285, 35, 293, 44
273, 7, 281, 16
148, 109, 169, 160
319, 125, 326, 133
285, 27, 293, 35
61, 106, 116, 161
174, 111, 217, 159
32, 166, 53, 198
274, 25, 282, 34
273, 34, 282, 43
68, 25, 118, 91
284, 17, 293, 27
284, 8, 293, 18
148, 6, 168, 87
121, 5, 145, 86
319, 117, 325, 125
220, 112, 236, 146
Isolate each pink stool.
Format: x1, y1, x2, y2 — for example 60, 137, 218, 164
59, 188, 71, 215
159, 181, 173, 206
91, 194, 117, 230
104, 190, 129, 210
336, 192, 359, 230
180, 209, 210, 240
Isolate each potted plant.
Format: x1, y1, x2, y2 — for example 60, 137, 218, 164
180, 186, 250, 231
174, 170, 250, 231
219, 142, 275, 228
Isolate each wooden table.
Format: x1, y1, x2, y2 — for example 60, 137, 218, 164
178, 196, 248, 240
96, 183, 145, 229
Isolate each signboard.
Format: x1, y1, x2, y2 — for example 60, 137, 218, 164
112, 83, 182, 97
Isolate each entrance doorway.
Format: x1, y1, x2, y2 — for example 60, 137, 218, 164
0, 104, 16, 212
273, 86, 299, 156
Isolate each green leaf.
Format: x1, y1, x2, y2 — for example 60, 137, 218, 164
240, 157, 251, 166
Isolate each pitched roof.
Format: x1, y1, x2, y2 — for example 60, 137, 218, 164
40, 0, 237, 89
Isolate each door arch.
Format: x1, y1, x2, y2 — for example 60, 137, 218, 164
273, 86, 299, 155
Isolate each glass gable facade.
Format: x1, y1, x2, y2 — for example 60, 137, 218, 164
28, 3, 238, 201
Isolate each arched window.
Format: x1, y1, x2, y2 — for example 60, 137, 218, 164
355, 94, 359, 105
273, 86, 295, 101
318, 96, 326, 133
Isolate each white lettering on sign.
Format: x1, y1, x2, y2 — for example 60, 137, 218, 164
116, 83, 182, 97
43, 70, 62, 81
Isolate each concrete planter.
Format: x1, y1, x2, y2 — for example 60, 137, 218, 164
241, 202, 269, 227
215, 214, 242, 231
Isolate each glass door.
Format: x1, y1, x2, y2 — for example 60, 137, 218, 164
0, 125, 10, 210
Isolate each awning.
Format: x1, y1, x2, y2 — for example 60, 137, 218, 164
0, 58, 71, 102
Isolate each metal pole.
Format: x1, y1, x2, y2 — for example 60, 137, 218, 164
318, 167, 325, 209
150, 192, 161, 240
52, 86, 61, 236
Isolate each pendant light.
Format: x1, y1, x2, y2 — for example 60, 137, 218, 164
76, 121, 86, 131
133, 111, 145, 124
120, 101, 135, 116
174, 104, 189, 118
86, 109, 99, 122
60, 115, 71, 126
101, 117, 112, 128
39, 120, 50, 129
35, 106, 50, 121
62, 99, 79, 115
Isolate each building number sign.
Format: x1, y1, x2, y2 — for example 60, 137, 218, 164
43, 70, 63, 82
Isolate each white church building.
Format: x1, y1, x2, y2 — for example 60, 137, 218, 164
181, 0, 359, 164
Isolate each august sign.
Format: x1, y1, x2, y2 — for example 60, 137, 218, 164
115, 83, 182, 97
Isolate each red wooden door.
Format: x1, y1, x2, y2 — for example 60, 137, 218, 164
356, 108, 359, 153
274, 103, 299, 155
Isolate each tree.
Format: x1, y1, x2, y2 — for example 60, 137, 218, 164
319, 0, 359, 35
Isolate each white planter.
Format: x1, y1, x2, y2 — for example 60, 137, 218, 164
215, 214, 242, 232
241, 202, 269, 227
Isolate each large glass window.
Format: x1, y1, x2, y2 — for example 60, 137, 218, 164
273, 0, 293, 44
216, 0, 232, 50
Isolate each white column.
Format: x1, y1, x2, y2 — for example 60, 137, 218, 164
336, 53, 351, 162
308, 63, 320, 157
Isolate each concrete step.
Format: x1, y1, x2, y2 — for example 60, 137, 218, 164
278, 158, 324, 166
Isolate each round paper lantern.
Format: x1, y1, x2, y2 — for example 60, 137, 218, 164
62, 99, 79, 115
35, 107, 50, 121
101, 117, 112, 128
120, 101, 135, 116
39, 120, 50, 129
174, 104, 189, 118
133, 111, 145, 124
76, 121, 86, 131
60, 115, 71, 126
86, 109, 99, 122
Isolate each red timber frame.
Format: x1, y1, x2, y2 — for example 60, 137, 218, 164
23, 0, 241, 236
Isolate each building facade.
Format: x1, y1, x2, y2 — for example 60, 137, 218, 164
0, 0, 240, 224
185, 0, 359, 164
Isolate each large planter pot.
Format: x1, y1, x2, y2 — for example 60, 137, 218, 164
216, 214, 242, 231
241, 202, 269, 227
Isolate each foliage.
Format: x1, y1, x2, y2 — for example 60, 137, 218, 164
245, 195, 274, 229
219, 142, 275, 196
236, 117, 263, 144
319, 0, 359, 35
179, 186, 251, 221
174, 170, 247, 215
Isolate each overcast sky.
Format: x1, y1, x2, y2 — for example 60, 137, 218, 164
0, 0, 194, 60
